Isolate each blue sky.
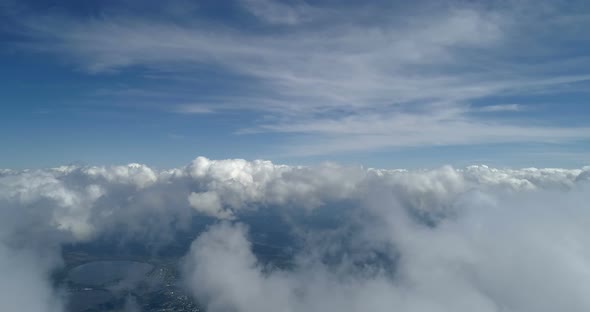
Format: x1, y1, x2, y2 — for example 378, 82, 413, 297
1, 0, 590, 169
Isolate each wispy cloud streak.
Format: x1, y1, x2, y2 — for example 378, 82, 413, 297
7, 0, 590, 155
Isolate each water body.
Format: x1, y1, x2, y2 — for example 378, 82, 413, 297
67, 260, 154, 286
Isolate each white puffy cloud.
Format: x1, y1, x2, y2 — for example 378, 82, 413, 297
182, 222, 292, 312
184, 156, 367, 215
183, 178, 590, 312
188, 191, 231, 220
1, 157, 586, 240
1, 156, 590, 311
82, 163, 158, 189
0, 246, 65, 312
0, 163, 184, 312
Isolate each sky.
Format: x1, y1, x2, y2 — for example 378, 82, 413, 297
1, 0, 590, 169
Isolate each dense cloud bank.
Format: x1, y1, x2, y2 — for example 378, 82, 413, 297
184, 189, 590, 312
1, 157, 590, 311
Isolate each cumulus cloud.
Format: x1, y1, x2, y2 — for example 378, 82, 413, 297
183, 167, 590, 312
1, 156, 590, 311
0, 246, 65, 312
188, 191, 230, 219
1, 157, 587, 240
0, 162, 187, 312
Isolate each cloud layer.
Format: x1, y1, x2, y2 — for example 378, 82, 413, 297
1, 156, 590, 311
181, 160, 590, 312
5, 0, 590, 156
